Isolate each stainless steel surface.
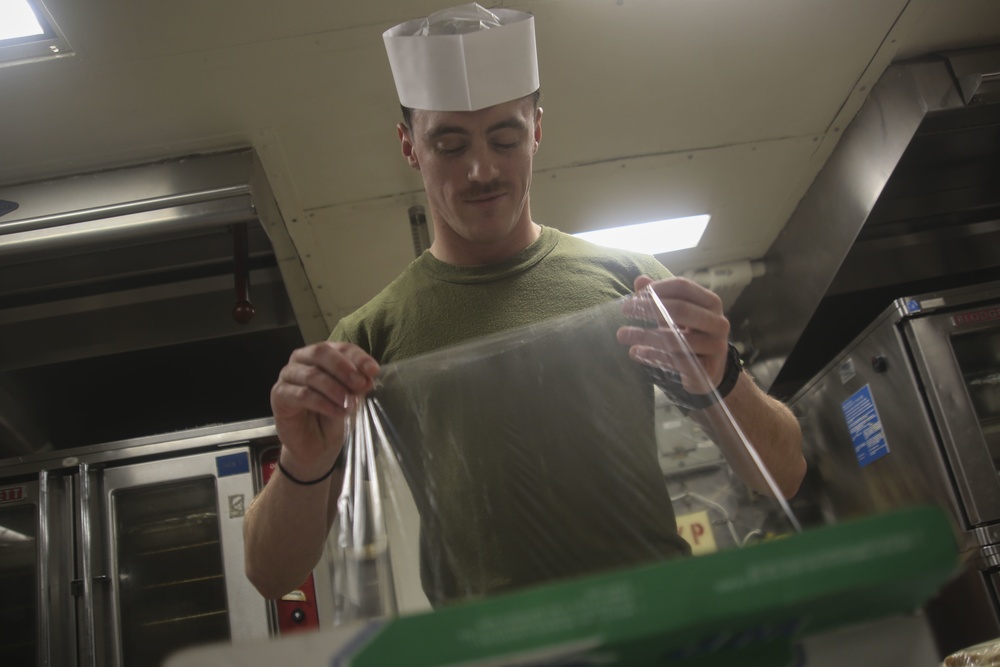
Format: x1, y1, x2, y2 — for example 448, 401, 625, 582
37, 471, 50, 667
0, 196, 254, 258
78, 463, 97, 667
975, 524, 1000, 551
102, 447, 268, 667
0, 149, 323, 457
906, 301, 1000, 525
0, 151, 254, 224
946, 46, 1000, 104
0, 418, 276, 479
729, 58, 962, 389
790, 299, 965, 531
0, 185, 250, 235
0, 480, 38, 665
0, 266, 297, 369
0, 421, 282, 665
729, 49, 1000, 396
789, 280, 1000, 655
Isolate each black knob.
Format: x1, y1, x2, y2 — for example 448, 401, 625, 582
291, 608, 306, 624
871, 355, 888, 373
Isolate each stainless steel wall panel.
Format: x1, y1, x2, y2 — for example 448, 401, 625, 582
730, 59, 967, 391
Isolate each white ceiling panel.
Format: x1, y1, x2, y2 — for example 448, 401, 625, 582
1, 0, 999, 322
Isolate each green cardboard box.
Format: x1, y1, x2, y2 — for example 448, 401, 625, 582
168, 505, 958, 667
342, 505, 958, 666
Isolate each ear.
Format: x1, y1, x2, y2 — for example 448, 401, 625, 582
397, 123, 421, 170
532, 107, 543, 154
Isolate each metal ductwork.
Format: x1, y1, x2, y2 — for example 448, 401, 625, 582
729, 45, 1000, 399
0, 149, 325, 457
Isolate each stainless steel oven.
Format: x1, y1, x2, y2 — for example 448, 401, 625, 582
0, 420, 277, 667
790, 280, 1000, 655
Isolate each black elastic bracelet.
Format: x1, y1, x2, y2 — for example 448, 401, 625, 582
277, 459, 338, 486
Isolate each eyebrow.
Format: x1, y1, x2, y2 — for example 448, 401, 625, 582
425, 116, 530, 142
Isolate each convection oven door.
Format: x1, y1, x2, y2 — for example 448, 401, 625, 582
905, 303, 1000, 529
0, 472, 75, 667
0, 479, 40, 665
92, 448, 269, 667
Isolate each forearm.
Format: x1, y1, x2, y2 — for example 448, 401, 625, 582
244, 467, 344, 599
699, 371, 805, 499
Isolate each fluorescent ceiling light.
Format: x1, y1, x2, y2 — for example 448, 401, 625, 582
574, 214, 710, 254
0, 0, 72, 67
0, 0, 45, 41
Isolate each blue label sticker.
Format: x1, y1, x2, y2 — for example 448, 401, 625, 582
216, 452, 250, 478
906, 299, 921, 313
841, 384, 889, 467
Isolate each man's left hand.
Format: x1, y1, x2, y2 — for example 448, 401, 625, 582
617, 275, 730, 394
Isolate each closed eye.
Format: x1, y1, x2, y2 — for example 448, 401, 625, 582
435, 143, 467, 156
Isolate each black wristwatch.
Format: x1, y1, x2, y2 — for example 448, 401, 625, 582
648, 342, 743, 411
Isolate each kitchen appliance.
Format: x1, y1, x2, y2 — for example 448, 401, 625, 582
0, 419, 295, 667
789, 279, 1000, 655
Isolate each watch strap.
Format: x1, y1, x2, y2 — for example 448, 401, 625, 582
648, 342, 743, 410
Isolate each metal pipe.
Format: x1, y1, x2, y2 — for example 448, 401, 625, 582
408, 205, 430, 257
0, 185, 249, 235
0, 197, 254, 259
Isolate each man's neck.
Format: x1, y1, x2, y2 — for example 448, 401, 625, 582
430, 220, 542, 267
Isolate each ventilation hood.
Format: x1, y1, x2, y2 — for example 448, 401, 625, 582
729, 45, 1000, 399
0, 149, 325, 458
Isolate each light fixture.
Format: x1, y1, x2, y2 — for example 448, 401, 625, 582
0, 0, 72, 67
573, 214, 710, 255
0, 0, 44, 41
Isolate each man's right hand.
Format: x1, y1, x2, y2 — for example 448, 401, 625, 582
270, 341, 380, 481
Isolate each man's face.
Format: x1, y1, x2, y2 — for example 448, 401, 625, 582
399, 96, 542, 255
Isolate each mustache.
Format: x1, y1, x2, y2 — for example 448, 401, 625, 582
462, 182, 506, 199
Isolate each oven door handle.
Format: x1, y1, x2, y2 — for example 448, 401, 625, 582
78, 462, 99, 667
38, 470, 51, 667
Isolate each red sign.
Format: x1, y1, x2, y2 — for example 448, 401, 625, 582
260, 448, 279, 484
953, 307, 1000, 327
0, 487, 25, 504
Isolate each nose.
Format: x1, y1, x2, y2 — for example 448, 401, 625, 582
467, 145, 499, 183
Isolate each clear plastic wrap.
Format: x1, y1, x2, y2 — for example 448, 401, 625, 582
414, 3, 503, 36
944, 639, 1000, 667
327, 287, 801, 619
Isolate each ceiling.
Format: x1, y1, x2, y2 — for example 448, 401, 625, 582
2, 0, 1000, 330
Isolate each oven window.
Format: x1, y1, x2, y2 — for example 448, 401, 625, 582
952, 328, 1000, 471
0, 503, 37, 666
113, 477, 230, 667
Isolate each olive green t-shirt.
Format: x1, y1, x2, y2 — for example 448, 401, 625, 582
332, 226, 671, 363
331, 226, 691, 604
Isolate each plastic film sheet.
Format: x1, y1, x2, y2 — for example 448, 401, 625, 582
943, 639, 1000, 667
326, 288, 801, 622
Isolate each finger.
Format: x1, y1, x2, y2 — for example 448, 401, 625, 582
618, 325, 726, 385
645, 276, 724, 312
618, 323, 725, 356
270, 377, 350, 419
628, 345, 716, 393
293, 343, 379, 394
617, 325, 690, 355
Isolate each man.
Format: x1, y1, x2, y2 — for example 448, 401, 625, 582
245, 3, 805, 605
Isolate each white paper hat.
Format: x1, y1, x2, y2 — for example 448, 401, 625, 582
383, 3, 539, 112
